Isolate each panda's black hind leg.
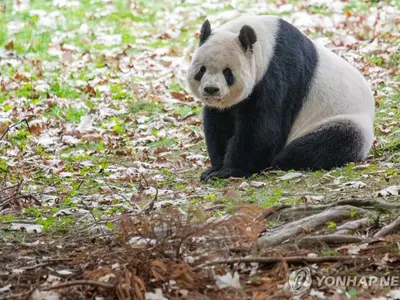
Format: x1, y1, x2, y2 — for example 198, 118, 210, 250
272, 121, 366, 171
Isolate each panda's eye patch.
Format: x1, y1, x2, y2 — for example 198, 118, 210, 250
194, 66, 206, 81
223, 68, 234, 86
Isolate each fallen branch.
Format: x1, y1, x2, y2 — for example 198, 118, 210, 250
0, 119, 30, 141
21, 262, 53, 271
373, 216, 400, 238
40, 280, 114, 291
335, 217, 370, 235
19, 258, 73, 271
193, 255, 369, 271
330, 199, 400, 210
258, 205, 366, 248
297, 234, 368, 248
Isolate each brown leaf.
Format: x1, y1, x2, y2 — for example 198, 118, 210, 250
299, 226, 313, 233
84, 84, 96, 96
154, 146, 169, 154
14, 72, 29, 81
161, 60, 172, 67
150, 95, 162, 103
5, 40, 14, 50
170, 263, 195, 288
222, 188, 240, 201
0, 121, 9, 134
170, 91, 186, 100
185, 117, 201, 125
29, 123, 45, 136
81, 134, 103, 142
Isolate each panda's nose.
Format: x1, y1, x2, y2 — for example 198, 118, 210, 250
204, 86, 220, 96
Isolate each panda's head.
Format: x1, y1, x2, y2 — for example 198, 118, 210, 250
187, 20, 258, 109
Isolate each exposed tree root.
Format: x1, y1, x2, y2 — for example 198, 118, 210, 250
270, 198, 399, 221
373, 216, 400, 238
297, 234, 369, 248
193, 255, 369, 271
258, 205, 366, 248
330, 199, 400, 210
272, 206, 326, 220
40, 280, 114, 291
335, 217, 370, 235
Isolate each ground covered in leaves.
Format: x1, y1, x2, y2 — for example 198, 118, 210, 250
0, 0, 399, 299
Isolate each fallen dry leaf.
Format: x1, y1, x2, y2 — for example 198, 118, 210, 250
215, 272, 242, 289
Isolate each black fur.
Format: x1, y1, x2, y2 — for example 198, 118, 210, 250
223, 68, 235, 86
238, 25, 257, 52
202, 19, 320, 181
195, 66, 206, 81
272, 121, 364, 170
200, 20, 211, 46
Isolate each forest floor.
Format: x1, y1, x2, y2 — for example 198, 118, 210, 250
0, 0, 399, 299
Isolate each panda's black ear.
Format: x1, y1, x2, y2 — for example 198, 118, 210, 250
239, 25, 257, 52
199, 20, 211, 46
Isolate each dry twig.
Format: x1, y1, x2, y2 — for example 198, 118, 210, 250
40, 280, 114, 291
193, 255, 369, 271
0, 119, 30, 141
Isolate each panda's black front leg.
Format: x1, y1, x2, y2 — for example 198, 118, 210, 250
200, 107, 234, 181
203, 134, 255, 181
204, 110, 278, 181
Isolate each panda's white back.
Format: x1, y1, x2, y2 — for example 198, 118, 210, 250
287, 36, 375, 156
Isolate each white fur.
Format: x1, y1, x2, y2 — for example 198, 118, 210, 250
187, 16, 279, 108
287, 45, 375, 156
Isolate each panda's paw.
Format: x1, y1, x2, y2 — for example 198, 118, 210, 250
200, 167, 221, 182
203, 167, 250, 182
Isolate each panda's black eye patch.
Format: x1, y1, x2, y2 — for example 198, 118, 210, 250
194, 66, 206, 81
223, 67, 234, 86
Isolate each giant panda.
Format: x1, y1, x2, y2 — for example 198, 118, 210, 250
186, 15, 375, 182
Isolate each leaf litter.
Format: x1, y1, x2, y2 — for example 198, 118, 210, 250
0, 0, 399, 299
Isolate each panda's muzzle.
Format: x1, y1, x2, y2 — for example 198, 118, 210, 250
203, 86, 220, 96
